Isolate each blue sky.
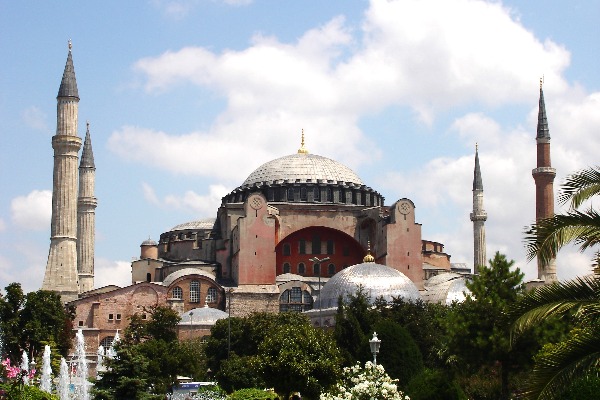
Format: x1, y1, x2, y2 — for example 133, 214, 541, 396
1, 0, 599, 292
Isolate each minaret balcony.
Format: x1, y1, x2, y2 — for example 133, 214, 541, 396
470, 212, 487, 221
532, 167, 556, 176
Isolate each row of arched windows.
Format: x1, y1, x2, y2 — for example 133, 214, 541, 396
282, 262, 340, 276
281, 238, 337, 256
171, 283, 218, 303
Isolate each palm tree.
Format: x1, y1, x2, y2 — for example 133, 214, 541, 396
510, 276, 600, 399
513, 166, 600, 399
524, 166, 600, 266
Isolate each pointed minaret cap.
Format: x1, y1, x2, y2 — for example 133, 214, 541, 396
473, 143, 483, 191
363, 241, 375, 263
536, 77, 550, 140
297, 129, 309, 154
80, 121, 95, 168
57, 40, 79, 99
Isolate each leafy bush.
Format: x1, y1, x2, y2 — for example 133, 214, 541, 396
406, 369, 466, 400
228, 388, 279, 400
0, 383, 59, 400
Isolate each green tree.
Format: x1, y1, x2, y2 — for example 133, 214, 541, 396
94, 306, 206, 399
205, 311, 310, 386
0, 284, 72, 366
373, 319, 423, 388
444, 252, 525, 400
509, 277, 600, 400
256, 320, 342, 399
524, 166, 600, 266
333, 289, 375, 365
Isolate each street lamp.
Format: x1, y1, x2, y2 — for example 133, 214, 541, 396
369, 332, 381, 365
227, 288, 233, 359
309, 256, 330, 328
189, 311, 194, 340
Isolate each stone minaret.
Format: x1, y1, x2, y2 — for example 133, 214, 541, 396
77, 122, 97, 293
532, 79, 557, 283
470, 144, 487, 273
42, 42, 82, 302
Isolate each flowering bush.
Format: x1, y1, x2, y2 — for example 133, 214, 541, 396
320, 362, 410, 400
0, 358, 57, 400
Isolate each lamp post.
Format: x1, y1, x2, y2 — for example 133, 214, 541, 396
309, 256, 330, 328
227, 288, 233, 359
189, 311, 194, 340
369, 332, 381, 365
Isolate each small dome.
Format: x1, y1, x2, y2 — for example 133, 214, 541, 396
141, 239, 158, 246
423, 273, 471, 305
242, 153, 363, 187
179, 306, 228, 325
317, 262, 421, 309
169, 218, 216, 232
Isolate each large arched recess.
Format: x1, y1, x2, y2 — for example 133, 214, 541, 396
275, 227, 364, 277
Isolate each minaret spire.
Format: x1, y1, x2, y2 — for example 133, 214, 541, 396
470, 144, 487, 273
77, 121, 97, 293
43, 42, 83, 302
532, 79, 557, 282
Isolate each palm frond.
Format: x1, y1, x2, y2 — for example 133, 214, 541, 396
510, 276, 600, 336
524, 208, 600, 264
558, 166, 600, 208
520, 326, 600, 400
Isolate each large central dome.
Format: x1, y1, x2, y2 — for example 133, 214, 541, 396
242, 153, 364, 186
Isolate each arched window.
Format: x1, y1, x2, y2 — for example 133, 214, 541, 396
283, 243, 291, 256
314, 187, 321, 201
300, 187, 307, 201
100, 336, 115, 349
328, 263, 335, 276
287, 188, 295, 201
298, 263, 305, 275
312, 235, 321, 255
190, 281, 200, 303
326, 187, 333, 202
326, 240, 334, 255
146, 273, 152, 282
279, 287, 313, 312
172, 286, 183, 299
206, 287, 217, 303
299, 239, 306, 254
313, 263, 320, 276
283, 263, 291, 274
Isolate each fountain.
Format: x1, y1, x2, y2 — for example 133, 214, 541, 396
72, 329, 90, 400
57, 357, 70, 400
40, 345, 53, 393
96, 345, 105, 379
20, 350, 29, 385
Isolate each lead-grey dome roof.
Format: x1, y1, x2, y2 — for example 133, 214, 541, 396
422, 273, 470, 305
317, 262, 421, 309
162, 268, 216, 287
242, 153, 363, 187
179, 306, 228, 325
169, 218, 216, 232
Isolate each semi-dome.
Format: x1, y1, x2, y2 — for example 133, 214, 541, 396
242, 153, 363, 187
179, 306, 228, 325
422, 273, 470, 305
317, 262, 421, 309
162, 268, 216, 287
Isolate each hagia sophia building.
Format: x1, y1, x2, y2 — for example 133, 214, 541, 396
42, 44, 557, 360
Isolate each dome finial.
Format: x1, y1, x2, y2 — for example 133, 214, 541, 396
297, 129, 309, 154
363, 240, 375, 263
68, 39, 72, 51
540, 75, 544, 89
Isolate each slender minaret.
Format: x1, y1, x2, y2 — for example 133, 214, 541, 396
470, 144, 487, 273
532, 79, 557, 283
42, 41, 82, 302
77, 122, 97, 293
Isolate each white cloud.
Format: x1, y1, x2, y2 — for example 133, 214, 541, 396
11, 190, 52, 231
141, 182, 228, 216
21, 106, 49, 132
94, 258, 132, 288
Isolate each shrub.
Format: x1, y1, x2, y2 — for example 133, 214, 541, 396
406, 369, 466, 400
228, 388, 279, 400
